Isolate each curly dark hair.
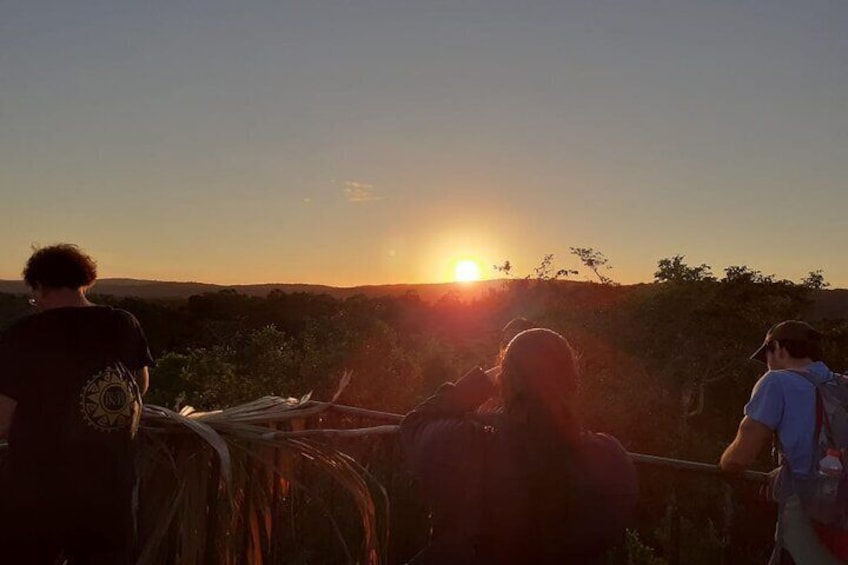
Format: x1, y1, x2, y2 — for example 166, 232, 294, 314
23, 244, 98, 290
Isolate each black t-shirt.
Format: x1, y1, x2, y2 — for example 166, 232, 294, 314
0, 305, 153, 517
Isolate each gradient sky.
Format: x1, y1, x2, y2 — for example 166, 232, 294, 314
2, 1, 847, 286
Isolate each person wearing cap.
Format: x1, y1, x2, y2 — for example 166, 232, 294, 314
720, 320, 842, 564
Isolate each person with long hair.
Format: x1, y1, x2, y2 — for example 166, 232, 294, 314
401, 328, 637, 564
477, 316, 538, 415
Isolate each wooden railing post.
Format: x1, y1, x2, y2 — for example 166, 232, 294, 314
669, 472, 681, 565
721, 481, 735, 565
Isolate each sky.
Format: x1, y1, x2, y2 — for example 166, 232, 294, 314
2, 1, 847, 287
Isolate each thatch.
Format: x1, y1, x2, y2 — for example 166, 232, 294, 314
137, 374, 393, 565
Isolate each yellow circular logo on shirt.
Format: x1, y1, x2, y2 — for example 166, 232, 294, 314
79, 366, 138, 432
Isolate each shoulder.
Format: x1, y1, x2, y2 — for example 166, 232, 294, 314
401, 409, 496, 456
402, 413, 492, 451
101, 307, 144, 331
575, 432, 636, 480
751, 370, 804, 394
744, 370, 810, 429
748, 371, 793, 406
576, 432, 639, 497
758, 369, 793, 383
0, 313, 40, 346
112, 307, 141, 323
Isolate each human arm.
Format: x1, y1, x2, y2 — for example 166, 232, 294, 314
116, 310, 154, 397
719, 416, 774, 473
400, 367, 497, 487
400, 366, 498, 548
720, 372, 782, 473
403, 366, 497, 423
136, 367, 149, 396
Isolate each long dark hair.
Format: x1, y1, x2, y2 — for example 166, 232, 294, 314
495, 329, 586, 560
500, 328, 582, 447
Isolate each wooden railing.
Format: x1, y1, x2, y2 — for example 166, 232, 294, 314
315, 404, 776, 565
0, 406, 776, 564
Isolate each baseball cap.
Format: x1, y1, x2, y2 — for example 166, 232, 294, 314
750, 320, 822, 363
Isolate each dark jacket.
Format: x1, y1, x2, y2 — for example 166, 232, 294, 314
400, 368, 638, 565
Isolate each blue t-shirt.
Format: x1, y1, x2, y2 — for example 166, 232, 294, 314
744, 361, 834, 476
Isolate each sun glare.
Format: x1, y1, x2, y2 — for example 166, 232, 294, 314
455, 259, 482, 282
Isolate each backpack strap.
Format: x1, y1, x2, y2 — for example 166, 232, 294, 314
817, 388, 836, 448
788, 369, 836, 449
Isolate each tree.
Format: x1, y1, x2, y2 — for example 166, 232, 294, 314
654, 255, 715, 283
493, 260, 512, 276
493, 256, 577, 281
532, 253, 579, 281
569, 247, 616, 285
721, 265, 775, 285
801, 270, 830, 290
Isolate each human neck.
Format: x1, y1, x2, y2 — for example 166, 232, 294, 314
38, 288, 94, 311
777, 358, 815, 371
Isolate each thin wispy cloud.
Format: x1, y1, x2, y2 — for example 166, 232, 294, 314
343, 181, 384, 203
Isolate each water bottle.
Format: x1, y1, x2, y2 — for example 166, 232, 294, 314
817, 448, 843, 502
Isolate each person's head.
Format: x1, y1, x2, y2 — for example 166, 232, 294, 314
500, 328, 581, 445
750, 320, 823, 371
499, 317, 538, 350
23, 244, 97, 309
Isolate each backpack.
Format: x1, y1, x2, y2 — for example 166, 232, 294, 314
788, 370, 848, 528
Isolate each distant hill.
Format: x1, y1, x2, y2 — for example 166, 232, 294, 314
807, 288, 848, 321
3, 278, 848, 318
0, 278, 508, 302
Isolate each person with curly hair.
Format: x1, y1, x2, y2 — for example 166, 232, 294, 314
0, 244, 154, 565
401, 328, 638, 564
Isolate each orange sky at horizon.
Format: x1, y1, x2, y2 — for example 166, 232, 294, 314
2, 3, 846, 289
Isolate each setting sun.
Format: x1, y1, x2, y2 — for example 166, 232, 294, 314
454, 259, 482, 282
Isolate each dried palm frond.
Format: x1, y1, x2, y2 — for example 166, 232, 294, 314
137, 375, 390, 565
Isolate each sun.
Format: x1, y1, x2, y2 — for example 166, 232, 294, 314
454, 259, 482, 282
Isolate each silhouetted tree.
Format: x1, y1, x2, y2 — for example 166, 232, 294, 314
570, 247, 616, 285
801, 269, 830, 290
654, 255, 715, 283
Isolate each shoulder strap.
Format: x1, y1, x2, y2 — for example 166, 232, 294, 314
788, 369, 835, 448
816, 389, 832, 447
